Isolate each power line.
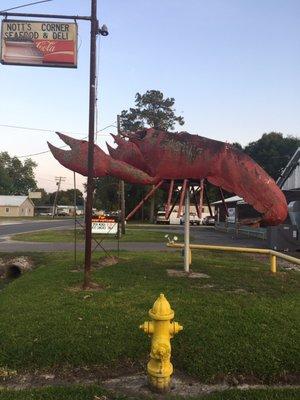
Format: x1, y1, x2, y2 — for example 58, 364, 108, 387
0, 0, 52, 13
15, 123, 117, 158
0, 124, 54, 133
18, 149, 52, 158
0, 122, 116, 135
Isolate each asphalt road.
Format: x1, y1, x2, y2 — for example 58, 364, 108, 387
0, 218, 74, 240
0, 219, 266, 253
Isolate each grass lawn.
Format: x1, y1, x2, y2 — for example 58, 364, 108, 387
0, 250, 299, 398
11, 228, 182, 243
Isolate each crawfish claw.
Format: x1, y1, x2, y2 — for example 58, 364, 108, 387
55, 131, 84, 149
48, 133, 90, 175
48, 133, 111, 177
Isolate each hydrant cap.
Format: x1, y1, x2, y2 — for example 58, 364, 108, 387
149, 293, 175, 320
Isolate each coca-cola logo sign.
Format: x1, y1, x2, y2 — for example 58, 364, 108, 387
35, 41, 56, 53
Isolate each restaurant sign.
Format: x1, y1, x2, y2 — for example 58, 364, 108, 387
1, 20, 77, 68
92, 218, 118, 235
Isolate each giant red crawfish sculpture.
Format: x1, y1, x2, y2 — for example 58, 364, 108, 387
48, 129, 287, 225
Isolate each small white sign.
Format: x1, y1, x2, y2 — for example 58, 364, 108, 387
92, 219, 118, 235
28, 191, 42, 199
227, 207, 236, 223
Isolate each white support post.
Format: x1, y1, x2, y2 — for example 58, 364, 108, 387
184, 184, 190, 273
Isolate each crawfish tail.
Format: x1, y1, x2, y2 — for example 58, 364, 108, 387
207, 144, 287, 225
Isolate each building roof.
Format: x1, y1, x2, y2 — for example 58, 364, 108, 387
211, 195, 243, 205
0, 195, 31, 207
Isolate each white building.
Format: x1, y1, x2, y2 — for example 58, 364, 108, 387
0, 196, 35, 217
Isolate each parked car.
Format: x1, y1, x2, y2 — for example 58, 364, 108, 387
156, 211, 170, 224
180, 212, 201, 225
57, 210, 69, 216
202, 216, 215, 226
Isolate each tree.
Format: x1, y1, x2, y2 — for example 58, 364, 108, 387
49, 189, 84, 206
120, 90, 184, 131
93, 176, 119, 211
119, 90, 184, 222
244, 132, 300, 180
231, 142, 243, 151
0, 152, 37, 195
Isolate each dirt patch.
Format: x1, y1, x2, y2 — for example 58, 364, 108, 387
69, 257, 119, 274
94, 256, 119, 268
227, 288, 250, 294
102, 373, 228, 398
199, 284, 215, 289
0, 367, 299, 395
167, 269, 210, 279
0, 362, 143, 389
68, 281, 106, 292
100, 373, 300, 398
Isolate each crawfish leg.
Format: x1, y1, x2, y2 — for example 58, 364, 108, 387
107, 158, 158, 185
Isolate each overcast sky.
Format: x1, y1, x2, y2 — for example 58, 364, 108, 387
0, 0, 299, 192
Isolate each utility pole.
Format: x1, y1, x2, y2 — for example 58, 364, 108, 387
83, 0, 98, 289
117, 115, 126, 234
52, 176, 66, 218
0, 1, 109, 290
184, 183, 190, 273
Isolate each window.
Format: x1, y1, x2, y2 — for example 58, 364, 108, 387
5, 208, 9, 213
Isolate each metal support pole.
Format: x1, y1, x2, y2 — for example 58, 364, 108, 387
184, 183, 190, 273
73, 172, 77, 268
199, 179, 204, 219
270, 254, 277, 273
117, 115, 126, 234
203, 182, 213, 217
219, 187, 228, 217
178, 179, 188, 218
165, 179, 174, 217
191, 185, 201, 218
166, 187, 181, 220
126, 181, 164, 221
83, 0, 98, 289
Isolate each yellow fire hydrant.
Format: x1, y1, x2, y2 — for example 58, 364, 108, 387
139, 293, 183, 392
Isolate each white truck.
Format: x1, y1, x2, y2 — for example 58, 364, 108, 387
156, 211, 170, 224
180, 212, 201, 225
